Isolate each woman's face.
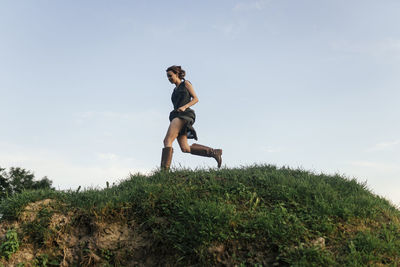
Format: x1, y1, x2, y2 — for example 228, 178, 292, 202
167, 71, 179, 84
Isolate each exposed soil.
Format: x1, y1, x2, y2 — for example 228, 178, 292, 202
0, 199, 156, 266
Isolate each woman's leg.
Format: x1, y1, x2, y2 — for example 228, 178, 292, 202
177, 134, 191, 153
163, 118, 186, 147
189, 143, 223, 168
161, 118, 186, 170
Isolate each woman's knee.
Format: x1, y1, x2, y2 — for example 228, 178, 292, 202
163, 139, 169, 147
163, 137, 173, 147
164, 119, 184, 147
180, 146, 191, 153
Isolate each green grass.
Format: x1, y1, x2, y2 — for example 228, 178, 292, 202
0, 229, 19, 260
1, 164, 400, 266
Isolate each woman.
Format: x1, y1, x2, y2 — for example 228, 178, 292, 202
161, 65, 222, 170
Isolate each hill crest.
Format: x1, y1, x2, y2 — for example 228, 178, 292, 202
1, 165, 400, 266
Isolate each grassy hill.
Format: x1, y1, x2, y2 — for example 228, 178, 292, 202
1, 165, 400, 266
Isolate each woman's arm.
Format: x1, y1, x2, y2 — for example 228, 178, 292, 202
177, 80, 199, 112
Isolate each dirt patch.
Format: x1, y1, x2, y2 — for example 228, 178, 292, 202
19, 198, 56, 222
1, 199, 155, 266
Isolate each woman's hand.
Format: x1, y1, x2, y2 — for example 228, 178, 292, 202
177, 106, 187, 112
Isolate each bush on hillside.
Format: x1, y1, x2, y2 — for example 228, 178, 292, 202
0, 167, 54, 200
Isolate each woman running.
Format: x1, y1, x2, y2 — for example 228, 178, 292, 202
161, 65, 222, 170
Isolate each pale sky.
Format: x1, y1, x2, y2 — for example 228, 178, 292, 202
1, 0, 399, 206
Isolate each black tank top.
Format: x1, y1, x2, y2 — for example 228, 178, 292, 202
171, 81, 192, 110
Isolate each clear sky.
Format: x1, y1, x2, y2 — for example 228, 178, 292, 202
1, 0, 399, 206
